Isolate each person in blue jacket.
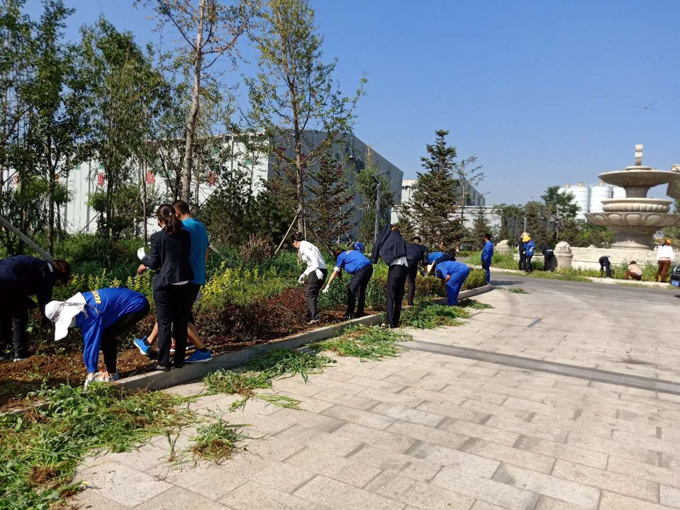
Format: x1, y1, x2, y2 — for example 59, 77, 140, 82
435, 261, 471, 306
523, 233, 536, 273
45, 288, 150, 387
322, 248, 373, 319
0, 255, 71, 361
481, 233, 494, 284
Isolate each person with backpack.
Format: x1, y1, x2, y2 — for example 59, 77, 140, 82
434, 260, 471, 306
523, 233, 536, 273
323, 247, 373, 320
406, 236, 428, 306
480, 233, 494, 284
372, 224, 408, 328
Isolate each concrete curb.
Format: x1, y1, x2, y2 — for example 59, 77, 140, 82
117, 284, 494, 392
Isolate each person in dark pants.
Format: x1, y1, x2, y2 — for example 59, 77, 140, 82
542, 243, 555, 271
323, 248, 373, 319
0, 255, 71, 361
406, 236, 428, 306
46, 287, 150, 387
291, 232, 328, 325
599, 255, 612, 278
518, 234, 527, 271
138, 204, 194, 372
435, 261, 471, 306
481, 233, 494, 284
372, 224, 409, 328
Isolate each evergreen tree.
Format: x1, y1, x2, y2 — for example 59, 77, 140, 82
524, 201, 550, 248
307, 154, 355, 249
410, 129, 464, 246
541, 185, 579, 242
394, 202, 416, 242
471, 207, 492, 250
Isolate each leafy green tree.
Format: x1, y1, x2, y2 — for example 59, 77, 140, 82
246, 0, 365, 232
410, 129, 464, 246
354, 149, 394, 243
541, 185, 579, 242
524, 200, 550, 248
494, 203, 523, 245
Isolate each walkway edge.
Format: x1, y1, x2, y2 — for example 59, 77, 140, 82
117, 284, 494, 392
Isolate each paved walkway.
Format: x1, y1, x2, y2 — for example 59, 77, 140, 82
71, 277, 680, 510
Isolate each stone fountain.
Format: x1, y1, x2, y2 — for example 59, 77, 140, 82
586, 145, 680, 250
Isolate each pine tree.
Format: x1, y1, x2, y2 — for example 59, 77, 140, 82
307, 154, 355, 249
410, 129, 464, 246
471, 207, 492, 250
394, 202, 416, 242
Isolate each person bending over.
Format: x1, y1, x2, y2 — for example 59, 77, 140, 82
405, 236, 428, 306
434, 261, 471, 306
372, 224, 408, 328
323, 248, 373, 319
599, 255, 612, 278
624, 261, 642, 281
291, 232, 327, 325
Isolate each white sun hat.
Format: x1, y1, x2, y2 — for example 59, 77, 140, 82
45, 292, 87, 342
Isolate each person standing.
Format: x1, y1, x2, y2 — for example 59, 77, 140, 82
406, 236, 428, 306
518, 233, 527, 271
372, 224, 408, 328
434, 260, 471, 306
523, 234, 536, 273
0, 255, 70, 361
598, 255, 612, 278
481, 233, 494, 284
323, 248, 373, 319
45, 288, 150, 387
655, 239, 675, 283
291, 232, 327, 325
624, 261, 642, 281
137, 204, 194, 372
542, 243, 555, 272
135, 200, 212, 363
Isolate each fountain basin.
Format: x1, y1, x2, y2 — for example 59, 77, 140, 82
586, 211, 680, 228
602, 198, 672, 213
599, 169, 680, 190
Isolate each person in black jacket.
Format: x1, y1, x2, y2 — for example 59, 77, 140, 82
518, 234, 527, 271
372, 224, 408, 328
0, 255, 71, 361
138, 204, 194, 371
406, 236, 428, 306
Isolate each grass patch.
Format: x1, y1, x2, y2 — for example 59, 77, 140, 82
314, 325, 411, 360
508, 288, 529, 294
456, 299, 493, 310
0, 383, 195, 509
191, 419, 247, 464
400, 301, 470, 329
203, 348, 334, 410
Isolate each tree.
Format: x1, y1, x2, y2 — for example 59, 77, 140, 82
494, 203, 523, 245
139, 0, 259, 203
541, 185, 579, 242
470, 207, 492, 250
410, 129, 464, 246
354, 149, 394, 243
453, 154, 484, 220
524, 200, 550, 248
306, 153, 355, 248
247, 0, 365, 232
394, 202, 416, 243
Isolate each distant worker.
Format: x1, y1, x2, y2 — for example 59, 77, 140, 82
372, 224, 408, 328
655, 239, 675, 283
291, 232, 327, 325
518, 233, 527, 271
624, 261, 642, 281
0, 255, 71, 362
542, 243, 555, 272
481, 233, 494, 284
406, 236, 428, 306
323, 247, 373, 320
434, 260, 471, 306
523, 233, 536, 273
599, 255, 612, 278
46, 288, 150, 387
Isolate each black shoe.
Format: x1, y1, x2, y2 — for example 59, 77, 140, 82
155, 365, 171, 372
174, 362, 185, 369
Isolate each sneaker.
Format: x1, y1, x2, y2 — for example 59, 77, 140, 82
84, 372, 97, 389
155, 365, 171, 372
186, 350, 212, 363
306, 319, 319, 325
13, 357, 27, 362
134, 338, 151, 356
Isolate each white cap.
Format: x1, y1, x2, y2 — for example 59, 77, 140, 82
45, 292, 87, 341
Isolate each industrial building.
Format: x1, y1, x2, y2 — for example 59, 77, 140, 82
557, 182, 626, 221
400, 179, 486, 207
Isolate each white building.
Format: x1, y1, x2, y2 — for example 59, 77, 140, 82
399, 179, 486, 207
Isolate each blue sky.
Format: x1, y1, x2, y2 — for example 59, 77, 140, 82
25, 0, 680, 204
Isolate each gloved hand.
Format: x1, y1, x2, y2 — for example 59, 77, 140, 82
322, 286, 330, 294
315, 269, 323, 280
298, 274, 305, 285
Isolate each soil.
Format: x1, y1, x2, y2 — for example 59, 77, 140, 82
0, 303, 375, 413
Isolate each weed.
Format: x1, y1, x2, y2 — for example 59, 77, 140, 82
457, 299, 493, 310
508, 288, 529, 294
246, 348, 334, 383
400, 301, 470, 329
191, 419, 247, 464
0, 383, 195, 509
314, 325, 411, 360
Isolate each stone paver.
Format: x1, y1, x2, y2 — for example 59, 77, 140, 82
70, 280, 680, 510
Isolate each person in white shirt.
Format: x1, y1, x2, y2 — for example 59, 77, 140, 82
291, 232, 328, 324
655, 239, 675, 283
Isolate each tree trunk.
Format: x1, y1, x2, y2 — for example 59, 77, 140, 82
48, 162, 55, 253
181, 0, 205, 203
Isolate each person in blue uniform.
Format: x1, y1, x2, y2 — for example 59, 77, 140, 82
323, 248, 373, 319
426, 247, 453, 274
523, 233, 536, 273
0, 255, 71, 361
45, 287, 150, 386
435, 260, 471, 306
481, 233, 494, 284
406, 236, 428, 306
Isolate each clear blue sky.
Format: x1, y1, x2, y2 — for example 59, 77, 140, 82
25, 0, 680, 204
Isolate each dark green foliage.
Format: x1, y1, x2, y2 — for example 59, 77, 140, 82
355, 153, 395, 243
400, 301, 470, 329
469, 207, 493, 250
411, 130, 465, 245
314, 325, 411, 360
542, 186, 580, 243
